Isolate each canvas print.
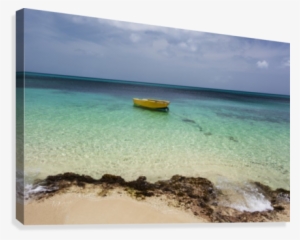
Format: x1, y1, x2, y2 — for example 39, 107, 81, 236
16, 9, 290, 225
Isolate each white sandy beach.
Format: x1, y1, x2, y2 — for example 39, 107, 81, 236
23, 188, 207, 225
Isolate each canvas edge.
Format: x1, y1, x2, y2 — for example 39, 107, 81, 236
16, 8, 25, 225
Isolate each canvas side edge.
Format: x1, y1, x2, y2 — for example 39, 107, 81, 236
16, 8, 25, 225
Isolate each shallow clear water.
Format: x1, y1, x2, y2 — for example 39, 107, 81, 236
18, 73, 290, 210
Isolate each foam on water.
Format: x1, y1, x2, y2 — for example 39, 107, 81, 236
216, 178, 273, 212
25, 184, 58, 197
16, 169, 25, 203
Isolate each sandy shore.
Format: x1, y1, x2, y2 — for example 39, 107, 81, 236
21, 173, 290, 225
24, 188, 206, 225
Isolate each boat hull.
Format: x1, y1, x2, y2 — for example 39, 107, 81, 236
133, 98, 170, 110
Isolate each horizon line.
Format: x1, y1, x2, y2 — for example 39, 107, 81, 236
17, 71, 290, 98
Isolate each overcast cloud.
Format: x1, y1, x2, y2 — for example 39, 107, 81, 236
20, 9, 290, 95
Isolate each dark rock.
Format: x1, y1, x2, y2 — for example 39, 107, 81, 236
253, 181, 290, 204
187, 192, 198, 199
126, 176, 154, 191
171, 175, 185, 182
76, 181, 85, 187
177, 192, 185, 197
273, 205, 285, 211
100, 174, 125, 185
45, 172, 96, 184
229, 136, 238, 142
196, 125, 203, 131
198, 200, 207, 208
182, 118, 196, 124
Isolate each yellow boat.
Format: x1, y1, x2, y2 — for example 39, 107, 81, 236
133, 98, 170, 111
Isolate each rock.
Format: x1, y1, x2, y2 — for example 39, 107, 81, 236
100, 174, 125, 185
229, 136, 238, 142
182, 118, 196, 124
273, 205, 285, 211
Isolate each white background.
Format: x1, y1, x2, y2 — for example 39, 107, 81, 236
0, 0, 299, 239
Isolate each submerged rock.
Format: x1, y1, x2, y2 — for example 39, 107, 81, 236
182, 118, 196, 124
229, 136, 238, 142
204, 132, 212, 136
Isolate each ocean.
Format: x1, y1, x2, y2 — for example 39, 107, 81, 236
17, 72, 290, 212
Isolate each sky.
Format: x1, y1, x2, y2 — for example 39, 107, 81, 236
20, 9, 290, 95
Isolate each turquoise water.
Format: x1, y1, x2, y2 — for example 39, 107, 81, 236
18, 73, 290, 211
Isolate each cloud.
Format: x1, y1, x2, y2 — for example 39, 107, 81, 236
257, 60, 269, 69
130, 33, 140, 43
103, 19, 157, 32
179, 42, 188, 49
178, 39, 197, 52
71, 16, 86, 24
152, 39, 168, 51
282, 58, 290, 67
